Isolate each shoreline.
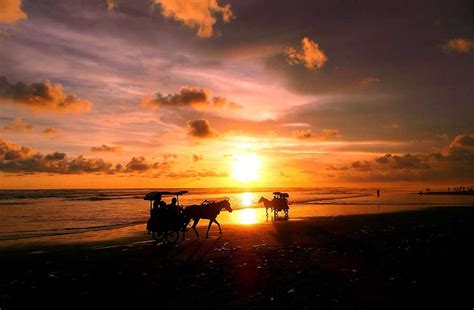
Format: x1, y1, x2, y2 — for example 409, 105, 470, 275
1, 203, 472, 250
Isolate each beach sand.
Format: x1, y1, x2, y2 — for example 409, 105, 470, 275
0, 206, 473, 309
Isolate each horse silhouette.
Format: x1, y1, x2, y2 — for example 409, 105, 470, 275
258, 197, 273, 216
184, 199, 233, 239
258, 196, 289, 219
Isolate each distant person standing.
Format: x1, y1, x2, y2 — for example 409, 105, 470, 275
376, 189, 380, 197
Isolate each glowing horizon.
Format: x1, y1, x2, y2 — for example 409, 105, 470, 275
0, 0, 473, 189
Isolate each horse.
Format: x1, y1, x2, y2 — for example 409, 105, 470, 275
258, 196, 289, 218
183, 199, 233, 239
258, 197, 273, 216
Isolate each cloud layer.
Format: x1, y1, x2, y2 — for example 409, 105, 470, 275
0, 138, 115, 174
0, 77, 92, 113
3, 117, 34, 132
333, 134, 474, 182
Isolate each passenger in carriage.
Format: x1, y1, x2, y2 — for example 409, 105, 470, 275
147, 197, 162, 234
167, 197, 184, 228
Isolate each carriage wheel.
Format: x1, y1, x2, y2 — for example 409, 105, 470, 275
152, 231, 165, 242
165, 230, 180, 244
284, 209, 289, 219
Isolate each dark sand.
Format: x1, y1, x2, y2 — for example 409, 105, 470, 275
1, 206, 473, 309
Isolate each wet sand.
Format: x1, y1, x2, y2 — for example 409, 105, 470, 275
0, 206, 473, 309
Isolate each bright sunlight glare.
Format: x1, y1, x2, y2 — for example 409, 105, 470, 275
237, 208, 258, 225
240, 192, 254, 207
231, 153, 262, 182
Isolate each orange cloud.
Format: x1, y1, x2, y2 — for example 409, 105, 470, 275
293, 129, 314, 139
141, 86, 242, 111
153, 0, 234, 38
106, 0, 117, 11
286, 37, 328, 70
192, 154, 203, 162
90, 144, 121, 153
0, 0, 27, 25
0, 77, 92, 113
442, 38, 473, 54
3, 117, 34, 132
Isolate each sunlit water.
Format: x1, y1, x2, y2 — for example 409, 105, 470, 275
0, 188, 473, 242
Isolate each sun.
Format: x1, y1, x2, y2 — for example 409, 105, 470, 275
231, 153, 262, 182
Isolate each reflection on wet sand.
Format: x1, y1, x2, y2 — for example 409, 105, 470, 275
236, 208, 258, 225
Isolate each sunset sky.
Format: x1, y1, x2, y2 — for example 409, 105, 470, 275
1, 0, 473, 188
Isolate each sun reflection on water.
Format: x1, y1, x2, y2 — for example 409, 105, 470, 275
240, 192, 254, 207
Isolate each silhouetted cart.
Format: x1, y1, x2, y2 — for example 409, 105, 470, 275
144, 191, 188, 243
272, 192, 289, 219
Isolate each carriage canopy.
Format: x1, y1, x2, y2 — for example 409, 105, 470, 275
144, 191, 188, 201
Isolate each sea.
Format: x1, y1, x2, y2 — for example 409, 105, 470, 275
1, 187, 473, 244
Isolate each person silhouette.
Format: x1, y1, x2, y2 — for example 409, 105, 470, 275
147, 198, 162, 233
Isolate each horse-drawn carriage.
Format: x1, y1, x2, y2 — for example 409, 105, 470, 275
144, 191, 188, 243
258, 192, 289, 219
144, 190, 233, 243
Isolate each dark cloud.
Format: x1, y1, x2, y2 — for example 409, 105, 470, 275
0, 138, 115, 174
42, 128, 60, 135
186, 119, 215, 138
0, 77, 92, 113
90, 144, 121, 153
351, 161, 372, 171
292, 128, 341, 140
141, 86, 242, 111
450, 133, 474, 148
0, 138, 175, 175
335, 134, 474, 182
374, 154, 431, 170
124, 156, 171, 173
124, 156, 153, 172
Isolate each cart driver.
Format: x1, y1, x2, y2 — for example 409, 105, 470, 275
168, 197, 183, 212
